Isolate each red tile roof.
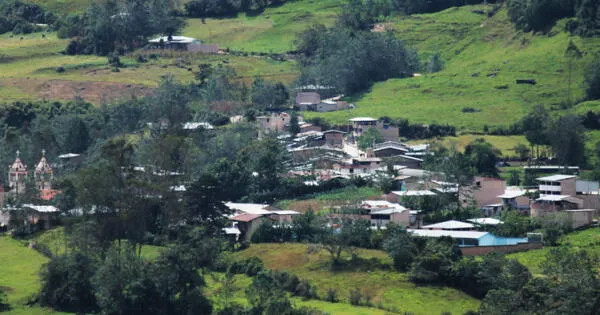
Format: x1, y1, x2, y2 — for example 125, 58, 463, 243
231, 213, 263, 222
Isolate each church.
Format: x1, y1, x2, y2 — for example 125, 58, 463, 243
6, 150, 59, 201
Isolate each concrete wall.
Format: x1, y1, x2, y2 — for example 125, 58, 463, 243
472, 178, 506, 208
577, 194, 600, 209
566, 211, 594, 229
561, 178, 577, 196
391, 211, 411, 226
461, 242, 543, 256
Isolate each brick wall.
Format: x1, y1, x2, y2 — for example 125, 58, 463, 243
460, 242, 543, 256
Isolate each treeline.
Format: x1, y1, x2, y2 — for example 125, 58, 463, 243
507, 0, 600, 35
0, 0, 56, 34
185, 0, 289, 18
296, 25, 419, 95
56, 0, 184, 55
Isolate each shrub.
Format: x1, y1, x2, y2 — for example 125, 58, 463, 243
55, 66, 65, 73
325, 288, 338, 303
349, 288, 362, 305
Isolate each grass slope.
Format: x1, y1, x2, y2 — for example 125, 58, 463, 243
304, 5, 600, 131
508, 227, 600, 275
183, 0, 343, 53
0, 236, 68, 315
234, 243, 480, 314
0, 32, 297, 103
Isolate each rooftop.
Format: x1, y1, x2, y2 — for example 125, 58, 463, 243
149, 36, 198, 44
536, 195, 571, 202
225, 202, 272, 215
421, 220, 475, 230
371, 208, 407, 215
498, 189, 527, 199
230, 213, 263, 222
22, 204, 60, 213
349, 117, 377, 122
391, 190, 436, 196
468, 218, 504, 225
536, 174, 577, 182
408, 229, 489, 239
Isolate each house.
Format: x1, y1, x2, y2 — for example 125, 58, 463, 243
370, 208, 410, 227
2, 204, 60, 231
461, 177, 506, 208
530, 175, 599, 217
316, 100, 339, 112
323, 130, 346, 148
467, 218, 504, 226
225, 202, 274, 215
349, 117, 377, 138
565, 209, 596, 229
394, 155, 424, 169
295, 92, 321, 111
256, 112, 291, 138
530, 195, 583, 217
333, 156, 383, 176
148, 36, 220, 53
497, 189, 531, 212
421, 220, 476, 231
372, 141, 409, 157
183, 122, 215, 130
408, 229, 528, 247
298, 122, 322, 134
376, 121, 400, 141
230, 213, 267, 242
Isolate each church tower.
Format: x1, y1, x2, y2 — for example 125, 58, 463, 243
34, 149, 53, 191
8, 150, 28, 195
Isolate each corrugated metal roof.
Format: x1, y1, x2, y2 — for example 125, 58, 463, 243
231, 213, 263, 222
536, 175, 577, 182
408, 229, 489, 239
421, 220, 475, 230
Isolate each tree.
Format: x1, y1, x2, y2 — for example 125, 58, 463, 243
535, 212, 572, 245
39, 252, 98, 313
383, 224, 416, 271
251, 78, 289, 110
183, 174, 232, 232
357, 127, 383, 150
464, 138, 501, 176
548, 114, 586, 166
521, 105, 550, 159
428, 52, 443, 73
289, 112, 300, 136
246, 271, 291, 314
508, 170, 521, 186
315, 218, 367, 265
408, 237, 462, 283
564, 40, 582, 107
585, 56, 600, 100
512, 143, 530, 161
576, 0, 600, 37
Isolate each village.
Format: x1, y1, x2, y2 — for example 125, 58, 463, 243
1, 104, 597, 257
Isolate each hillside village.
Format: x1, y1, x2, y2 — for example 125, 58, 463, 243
0, 0, 600, 314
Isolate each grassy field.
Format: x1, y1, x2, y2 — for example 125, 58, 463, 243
183, 0, 343, 53
233, 243, 481, 314
0, 32, 298, 103
303, 5, 600, 131
0, 236, 69, 315
205, 272, 392, 314
409, 134, 528, 157
508, 227, 600, 275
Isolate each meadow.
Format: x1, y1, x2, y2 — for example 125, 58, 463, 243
303, 5, 600, 132
232, 243, 481, 314
508, 227, 600, 275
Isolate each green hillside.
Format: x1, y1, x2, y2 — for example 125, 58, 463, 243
303, 5, 600, 131
234, 243, 481, 314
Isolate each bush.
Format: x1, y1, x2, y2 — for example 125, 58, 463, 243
39, 252, 98, 313
325, 288, 338, 303
55, 66, 65, 73
349, 288, 362, 305
228, 257, 265, 276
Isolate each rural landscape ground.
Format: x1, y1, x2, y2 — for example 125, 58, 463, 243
1, 0, 600, 314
